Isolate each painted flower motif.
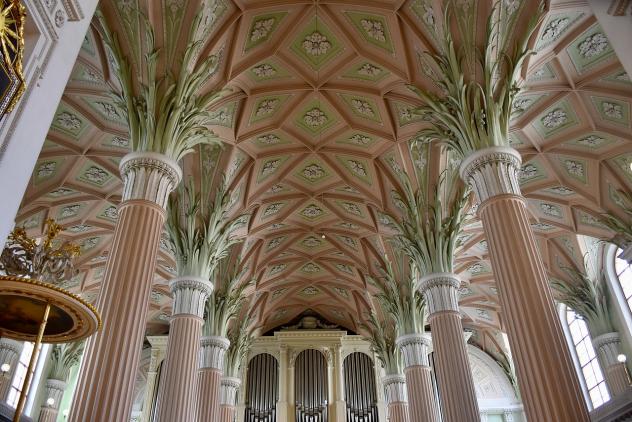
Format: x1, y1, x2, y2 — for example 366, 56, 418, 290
302, 32, 331, 56
546, 186, 574, 195
360, 19, 386, 42
271, 287, 287, 297
257, 133, 281, 145
81, 237, 99, 250
303, 108, 327, 127
348, 134, 372, 145
250, 18, 275, 42
267, 184, 285, 193
512, 97, 532, 115
302, 163, 326, 180
337, 222, 359, 230
103, 206, 118, 220
37, 162, 56, 178
302, 263, 321, 274
542, 17, 569, 41
301, 204, 324, 218
339, 185, 359, 193
302, 236, 322, 248
602, 102, 623, 119
252, 63, 277, 78
576, 135, 605, 148
399, 106, 413, 122
68, 224, 92, 233
531, 222, 555, 231
541, 108, 567, 128
351, 99, 374, 117
564, 159, 584, 177
340, 202, 362, 216
518, 164, 538, 181
615, 72, 630, 82
83, 166, 109, 183
476, 309, 492, 321
261, 159, 282, 177
56, 112, 82, 131
337, 235, 357, 249
578, 33, 609, 58
268, 223, 286, 230
111, 137, 129, 147
264, 203, 284, 216
95, 102, 122, 120
256, 99, 279, 117
49, 188, 74, 197
347, 160, 367, 177
540, 203, 562, 217
267, 236, 285, 249
357, 63, 382, 77
60, 204, 81, 218
335, 263, 353, 274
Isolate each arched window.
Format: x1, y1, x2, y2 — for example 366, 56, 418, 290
614, 248, 632, 312
565, 308, 610, 409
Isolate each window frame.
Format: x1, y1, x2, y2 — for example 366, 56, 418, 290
605, 244, 632, 337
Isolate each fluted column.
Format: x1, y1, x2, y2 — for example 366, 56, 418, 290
593, 333, 631, 396
155, 277, 214, 422
219, 377, 241, 422
395, 334, 440, 422
419, 273, 479, 422
69, 152, 181, 422
196, 335, 230, 422
382, 375, 410, 422
277, 345, 290, 420
0, 338, 20, 402
332, 345, 346, 421
461, 147, 590, 421
38, 379, 66, 422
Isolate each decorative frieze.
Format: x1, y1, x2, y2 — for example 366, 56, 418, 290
418, 273, 461, 315
199, 336, 231, 371
219, 377, 242, 406
169, 277, 214, 318
119, 152, 182, 208
459, 146, 523, 204
382, 375, 408, 405
395, 334, 431, 368
42, 379, 67, 410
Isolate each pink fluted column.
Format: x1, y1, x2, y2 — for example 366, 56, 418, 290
461, 147, 590, 421
155, 277, 214, 422
420, 274, 479, 422
195, 336, 230, 422
219, 377, 241, 422
395, 334, 440, 422
382, 375, 409, 422
593, 333, 632, 396
69, 152, 181, 422
38, 379, 66, 422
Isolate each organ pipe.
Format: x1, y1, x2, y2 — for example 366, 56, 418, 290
244, 353, 278, 422
295, 349, 329, 422
343, 352, 379, 422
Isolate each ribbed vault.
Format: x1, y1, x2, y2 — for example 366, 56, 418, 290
14, 0, 632, 361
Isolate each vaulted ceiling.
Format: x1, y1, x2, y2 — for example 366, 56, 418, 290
14, 0, 632, 358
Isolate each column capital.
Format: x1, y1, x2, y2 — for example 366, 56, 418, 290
418, 273, 461, 315
220, 377, 242, 406
459, 146, 522, 204
395, 333, 431, 368
382, 375, 407, 405
200, 336, 230, 371
43, 379, 67, 410
120, 151, 182, 208
169, 277, 214, 318
593, 332, 623, 366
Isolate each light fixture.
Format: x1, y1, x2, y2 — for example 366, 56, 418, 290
617, 353, 627, 363
0, 363, 9, 373
321, 234, 326, 239
46, 397, 55, 406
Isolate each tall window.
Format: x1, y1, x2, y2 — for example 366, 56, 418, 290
566, 308, 610, 409
6, 342, 34, 408
614, 248, 632, 312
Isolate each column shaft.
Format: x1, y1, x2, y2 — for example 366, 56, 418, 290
388, 403, 410, 422
69, 153, 181, 422
219, 404, 236, 422
155, 316, 203, 422
69, 201, 164, 421
462, 147, 589, 421
404, 365, 439, 422
37, 408, 58, 422
431, 311, 479, 422
196, 368, 223, 422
